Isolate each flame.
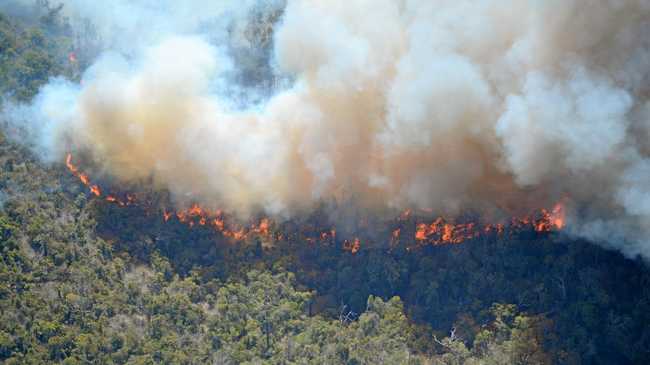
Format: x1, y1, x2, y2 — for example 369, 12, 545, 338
171, 203, 273, 242
66, 153, 102, 197
255, 218, 270, 235
415, 219, 480, 244
65, 154, 77, 173
531, 203, 565, 232
343, 238, 361, 254
89, 185, 101, 197
213, 217, 225, 230
66, 154, 137, 206
410, 205, 565, 246
551, 203, 565, 229
65, 154, 275, 242
64, 153, 567, 252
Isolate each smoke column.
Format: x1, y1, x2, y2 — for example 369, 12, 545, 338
5, 0, 650, 258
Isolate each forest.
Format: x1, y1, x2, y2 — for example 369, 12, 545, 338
1, 1, 650, 364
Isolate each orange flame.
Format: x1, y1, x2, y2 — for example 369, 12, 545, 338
343, 238, 361, 254
551, 203, 565, 229
66, 154, 102, 197
65, 154, 77, 174
64, 153, 567, 252
411, 204, 564, 245
65, 154, 139, 206
169, 204, 274, 241
89, 185, 101, 197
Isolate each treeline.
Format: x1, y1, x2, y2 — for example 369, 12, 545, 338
0, 136, 553, 364
95, 183, 650, 364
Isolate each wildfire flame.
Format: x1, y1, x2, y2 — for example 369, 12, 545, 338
172, 203, 270, 241
343, 238, 361, 254
64, 153, 566, 254
66, 153, 136, 204
410, 204, 565, 245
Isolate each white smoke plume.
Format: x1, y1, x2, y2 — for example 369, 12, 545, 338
5, 0, 650, 258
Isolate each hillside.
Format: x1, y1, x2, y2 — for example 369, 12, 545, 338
1, 2, 650, 364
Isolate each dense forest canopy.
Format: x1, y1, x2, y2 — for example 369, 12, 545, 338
0, 1, 650, 364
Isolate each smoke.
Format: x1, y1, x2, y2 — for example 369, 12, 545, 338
5, 0, 650, 258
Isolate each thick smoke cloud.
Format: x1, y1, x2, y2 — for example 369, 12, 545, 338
5, 0, 650, 258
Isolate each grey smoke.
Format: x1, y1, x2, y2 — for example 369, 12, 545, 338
4, 0, 650, 259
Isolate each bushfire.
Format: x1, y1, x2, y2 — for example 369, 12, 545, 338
65, 154, 565, 254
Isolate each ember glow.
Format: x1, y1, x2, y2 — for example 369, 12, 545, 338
65, 154, 565, 252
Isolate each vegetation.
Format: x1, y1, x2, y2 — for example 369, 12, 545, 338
0, 4, 649, 364
0, 1, 77, 100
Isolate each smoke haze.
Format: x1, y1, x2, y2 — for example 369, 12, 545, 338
5, 0, 650, 258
